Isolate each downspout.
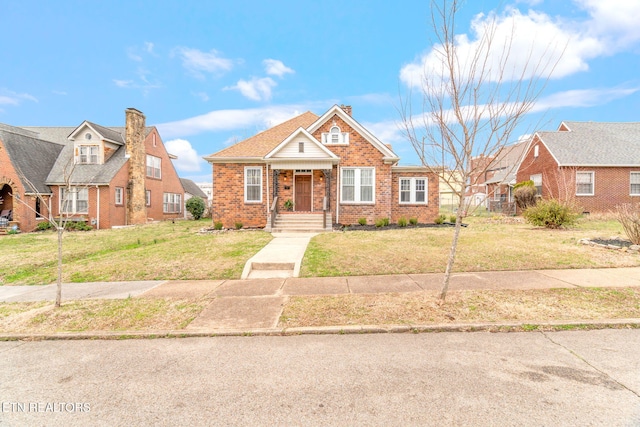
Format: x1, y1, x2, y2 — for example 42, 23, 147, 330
335, 167, 340, 224
95, 185, 100, 229
266, 163, 270, 222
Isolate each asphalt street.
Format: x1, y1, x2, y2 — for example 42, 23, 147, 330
1, 329, 639, 426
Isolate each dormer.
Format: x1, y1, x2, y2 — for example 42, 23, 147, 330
321, 122, 349, 145
68, 121, 125, 165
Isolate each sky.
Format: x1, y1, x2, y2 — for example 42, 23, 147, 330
2, 0, 640, 183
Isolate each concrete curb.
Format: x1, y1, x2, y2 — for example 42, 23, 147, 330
2, 318, 638, 341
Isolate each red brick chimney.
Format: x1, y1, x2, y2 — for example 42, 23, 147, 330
125, 108, 147, 225
341, 105, 352, 116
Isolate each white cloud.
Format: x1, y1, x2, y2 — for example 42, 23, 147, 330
192, 91, 210, 102
0, 89, 38, 105
113, 79, 134, 88
174, 47, 234, 77
400, 8, 606, 89
165, 139, 203, 172
531, 86, 640, 111
52, 90, 67, 96
576, 0, 640, 49
156, 103, 323, 139
226, 77, 277, 101
263, 59, 294, 77
144, 41, 155, 54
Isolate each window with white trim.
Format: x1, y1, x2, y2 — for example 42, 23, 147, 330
399, 177, 428, 204
146, 155, 161, 179
341, 167, 375, 203
115, 187, 123, 205
61, 187, 88, 214
77, 145, 99, 164
630, 172, 640, 196
163, 193, 181, 213
244, 167, 263, 203
531, 174, 542, 195
322, 125, 349, 144
576, 171, 594, 195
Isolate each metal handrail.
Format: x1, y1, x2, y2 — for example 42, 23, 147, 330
270, 196, 279, 229
322, 197, 327, 230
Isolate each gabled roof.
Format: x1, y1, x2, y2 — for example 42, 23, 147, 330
0, 125, 65, 194
68, 121, 125, 145
180, 178, 208, 199
264, 127, 340, 161
484, 141, 528, 185
205, 111, 319, 160
23, 125, 153, 145
307, 105, 399, 161
46, 144, 128, 185
536, 121, 640, 167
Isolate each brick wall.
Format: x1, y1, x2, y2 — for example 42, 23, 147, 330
516, 136, 640, 212
390, 171, 440, 223
212, 163, 267, 228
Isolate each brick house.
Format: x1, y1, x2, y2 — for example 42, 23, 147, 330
0, 108, 184, 231
464, 141, 528, 213
204, 105, 439, 229
516, 121, 640, 213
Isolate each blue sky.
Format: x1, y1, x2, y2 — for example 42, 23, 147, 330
2, 0, 639, 182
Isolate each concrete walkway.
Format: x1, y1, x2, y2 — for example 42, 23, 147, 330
2, 267, 639, 337
240, 232, 317, 279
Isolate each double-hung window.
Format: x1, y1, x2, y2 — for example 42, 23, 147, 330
61, 187, 88, 214
245, 167, 262, 203
146, 155, 161, 179
115, 187, 123, 205
163, 193, 181, 213
630, 172, 640, 196
78, 145, 99, 164
399, 177, 428, 204
576, 171, 594, 196
530, 174, 542, 195
341, 167, 375, 203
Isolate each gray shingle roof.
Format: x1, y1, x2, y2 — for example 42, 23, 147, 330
180, 178, 207, 199
0, 125, 64, 194
45, 144, 127, 185
484, 141, 528, 185
539, 122, 640, 166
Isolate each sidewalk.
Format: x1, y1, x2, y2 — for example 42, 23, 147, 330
2, 267, 639, 338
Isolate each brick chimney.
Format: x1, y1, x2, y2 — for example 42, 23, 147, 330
125, 108, 147, 225
340, 105, 352, 116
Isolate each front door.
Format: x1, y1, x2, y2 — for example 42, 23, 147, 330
295, 175, 312, 211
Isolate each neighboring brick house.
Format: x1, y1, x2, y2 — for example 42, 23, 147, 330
516, 121, 640, 213
204, 105, 439, 229
0, 108, 184, 231
465, 141, 527, 213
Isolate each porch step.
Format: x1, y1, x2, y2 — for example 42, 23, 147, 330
271, 213, 331, 233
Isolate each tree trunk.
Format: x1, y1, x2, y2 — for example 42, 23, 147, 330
439, 199, 465, 301
55, 226, 63, 308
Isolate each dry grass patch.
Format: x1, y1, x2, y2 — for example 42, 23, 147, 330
0, 298, 207, 333
301, 218, 640, 277
279, 288, 640, 328
0, 220, 272, 285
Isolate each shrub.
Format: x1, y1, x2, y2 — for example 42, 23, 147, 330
523, 199, 579, 229
398, 217, 408, 227
409, 217, 418, 225
615, 203, 640, 244
434, 214, 447, 224
213, 221, 223, 230
186, 197, 206, 220
382, 217, 390, 226
375, 218, 386, 227
235, 222, 243, 230
358, 217, 367, 226
36, 221, 52, 231
514, 180, 538, 211
449, 215, 457, 223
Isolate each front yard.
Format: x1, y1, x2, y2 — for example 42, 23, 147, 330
0, 216, 638, 286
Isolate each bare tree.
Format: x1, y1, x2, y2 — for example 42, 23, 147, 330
16, 159, 88, 307
401, 0, 564, 301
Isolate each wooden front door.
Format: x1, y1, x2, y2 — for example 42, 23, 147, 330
295, 175, 312, 211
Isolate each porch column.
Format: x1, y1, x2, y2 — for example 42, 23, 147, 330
272, 169, 280, 199
322, 169, 331, 210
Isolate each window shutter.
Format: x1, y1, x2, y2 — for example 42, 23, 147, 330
342, 133, 349, 144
